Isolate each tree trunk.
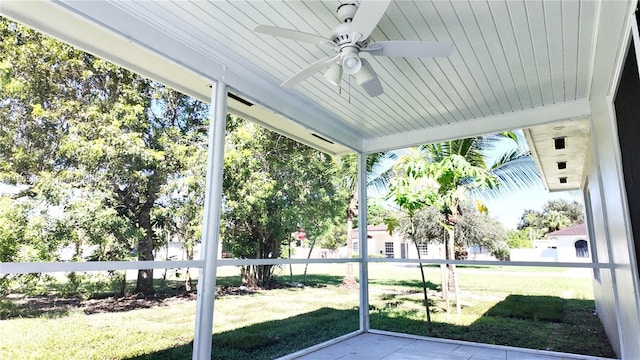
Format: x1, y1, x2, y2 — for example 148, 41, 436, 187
135, 203, 155, 295
120, 271, 127, 297
303, 237, 317, 284
412, 219, 431, 331
445, 227, 461, 314
445, 227, 456, 294
342, 195, 359, 289
184, 243, 193, 291
161, 231, 170, 288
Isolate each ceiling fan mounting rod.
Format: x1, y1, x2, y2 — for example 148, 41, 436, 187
337, 3, 358, 23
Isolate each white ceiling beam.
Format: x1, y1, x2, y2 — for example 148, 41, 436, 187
363, 100, 591, 153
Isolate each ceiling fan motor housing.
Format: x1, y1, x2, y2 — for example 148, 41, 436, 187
331, 23, 369, 48
337, 3, 358, 23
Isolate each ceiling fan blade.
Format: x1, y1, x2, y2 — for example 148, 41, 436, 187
366, 41, 454, 58
350, 0, 391, 39
361, 74, 384, 98
253, 24, 327, 44
281, 54, 340, 88
361, 41, 453, 57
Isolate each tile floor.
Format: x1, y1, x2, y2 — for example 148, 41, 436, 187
287, 332, 613, 360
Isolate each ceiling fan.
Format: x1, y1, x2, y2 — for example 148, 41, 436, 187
253, 0, 453, 97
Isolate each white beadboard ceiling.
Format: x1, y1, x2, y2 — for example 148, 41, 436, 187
0, 0, 635, 188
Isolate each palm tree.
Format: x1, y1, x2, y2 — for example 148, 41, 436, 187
543, 210, 571, 232
339, 152, 397, 287
421, 132, 540, 198
423, 132, 540, 287
390, 131, 541, 314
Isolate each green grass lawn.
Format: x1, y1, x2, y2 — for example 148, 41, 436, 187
0, 263, 615, 359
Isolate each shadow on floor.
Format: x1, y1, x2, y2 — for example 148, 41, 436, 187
126, 307, 359, 360
369, 294, 616, 358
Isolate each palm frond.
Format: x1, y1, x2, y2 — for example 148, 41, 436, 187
489, 146, 531, 171
367, 150, 402, 196
473, 149, 542, 199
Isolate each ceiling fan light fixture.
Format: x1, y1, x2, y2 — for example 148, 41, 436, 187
324, 63, 343, 86
341, 51, 362, 75
355, 59, 375, 85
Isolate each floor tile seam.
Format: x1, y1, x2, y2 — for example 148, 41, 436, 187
368, 330, 613, 360
397, 339, 463, 354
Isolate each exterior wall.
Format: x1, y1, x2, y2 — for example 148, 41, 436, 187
510, 235, 591, 263
405, 242, 445, 260
509, 248, 558, 262
587, 104, 624, 358
581, 4, 640, 357
554, 237, 592, 263
362, 231, 444, 259
587, 74, 640, 358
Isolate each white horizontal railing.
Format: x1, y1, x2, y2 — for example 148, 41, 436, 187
0, 257, 613, 275
0, 260, 205, 275
366, 258, 616, 268
216, 258, 355, 266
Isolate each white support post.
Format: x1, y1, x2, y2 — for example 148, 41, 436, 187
193, 80, 227, 360
357, 152, 370, 332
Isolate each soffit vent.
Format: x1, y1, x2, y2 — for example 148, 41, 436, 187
228, 92, 254, 107
311, 133, 335, 144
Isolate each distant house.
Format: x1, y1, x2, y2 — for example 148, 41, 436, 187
350, 224, 443, 259
510, 223, 590, 263
546, 224, 591, 262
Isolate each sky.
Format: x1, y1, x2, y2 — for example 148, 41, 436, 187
477, 130, 584, 229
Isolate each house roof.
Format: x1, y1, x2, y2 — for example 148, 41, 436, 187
351, 224, 389, 239
0, 1, 634, 189
547, 223, 587, 237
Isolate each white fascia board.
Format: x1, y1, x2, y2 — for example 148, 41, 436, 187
522, 128, 551, 192
1, 0, 364, 153
364, 99, 592, 153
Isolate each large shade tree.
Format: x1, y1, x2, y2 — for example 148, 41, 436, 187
0, 18, 209, 295
222, 117, 346, 287
517, 199, 584, 238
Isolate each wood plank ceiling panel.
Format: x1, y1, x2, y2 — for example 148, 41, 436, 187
174, 1, 392, 137
227, 0, 398, 136
424, 1, 497, 118
403, 1, 487, 121
113, 1, 341, 131
488, 1, 534, 111
468, 1, 522, 114
507, 0, 545, 109
576, 0, 598, 100
562, 0, 581, 102
452, 1, 515, 115
370, 5, 451, 130
387, 2, 469, 125
542, 0, 567, 104
523, 0, 553, 107
99, 0, 597, 144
